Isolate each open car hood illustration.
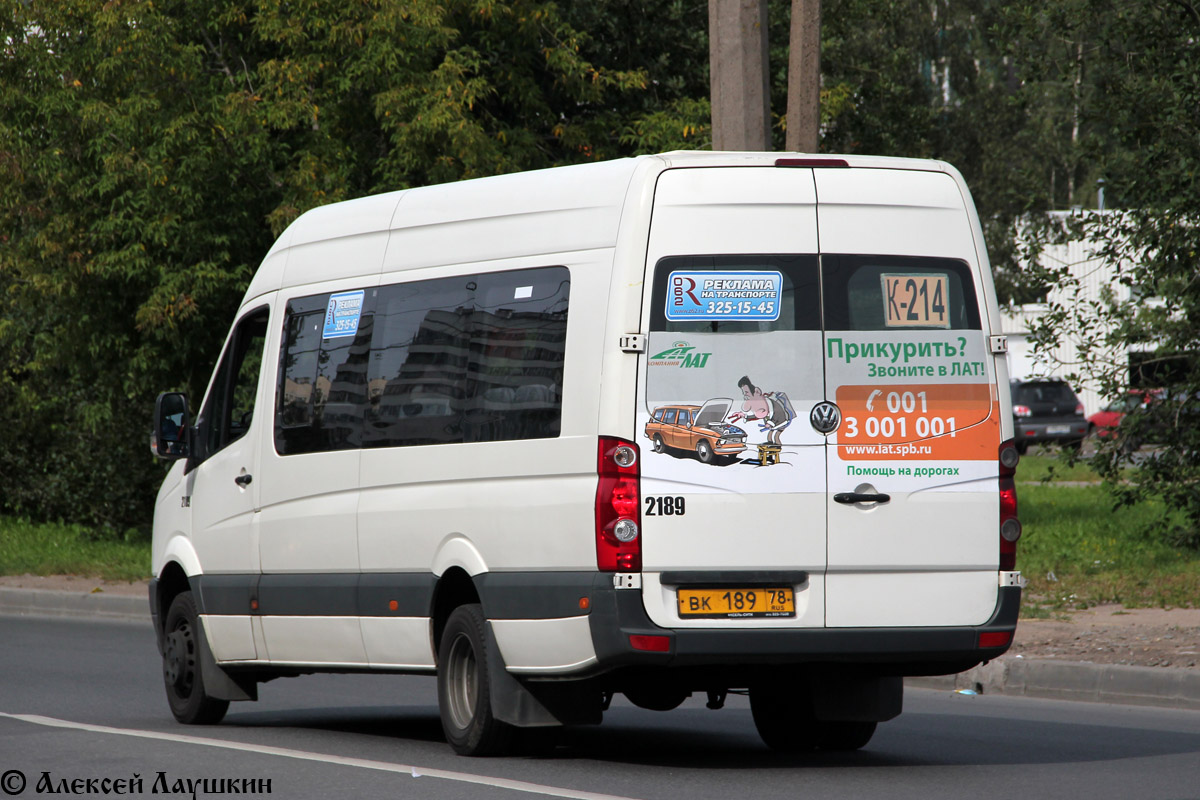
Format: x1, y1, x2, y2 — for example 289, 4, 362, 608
695, 397, 745, 437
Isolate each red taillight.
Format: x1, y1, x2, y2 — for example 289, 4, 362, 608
610, 478, 639, 517
978, 631, 1012, 649
999, 439, 1021, 571
629, 634, 671, 652
596, 437, 641, 572
1075, 403, 1085, 416
1013, 404, 1032, 418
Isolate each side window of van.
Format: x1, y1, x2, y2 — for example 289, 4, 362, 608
365, 266, 570, 448
649, 255, 821, 332
822, 256, 981, 331
275, 293, 374, 455
274, 266, 569, 455
365, 276, 473, 448
195, 307, 269, 463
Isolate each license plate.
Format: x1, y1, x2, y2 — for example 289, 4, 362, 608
1046, 425, 1071, 434
677, 587, 795, 618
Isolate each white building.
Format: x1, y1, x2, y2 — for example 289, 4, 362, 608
1000, 215, 1137, 417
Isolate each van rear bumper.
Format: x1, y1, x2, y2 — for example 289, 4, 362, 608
583, 577, 1021, 679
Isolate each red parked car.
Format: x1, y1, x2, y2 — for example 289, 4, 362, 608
1087, 390, 1163, 447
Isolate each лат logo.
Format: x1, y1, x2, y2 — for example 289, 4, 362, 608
648, 341, 712, 369
809, 401, 842, 434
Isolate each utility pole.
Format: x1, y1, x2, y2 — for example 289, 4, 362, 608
785, 0, 821, 152
708, 0, 770, 151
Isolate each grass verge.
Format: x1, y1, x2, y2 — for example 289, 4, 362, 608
1015, 451, 1102, 483
1017, 483, 1200, 612
0, 518, 150, 582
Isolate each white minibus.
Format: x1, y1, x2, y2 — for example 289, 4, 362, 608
150, 151, 1023, 755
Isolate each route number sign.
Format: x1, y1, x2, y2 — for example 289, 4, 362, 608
881, 273, 950, 329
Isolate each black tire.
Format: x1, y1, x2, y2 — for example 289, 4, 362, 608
653, 434, 666, 454
751, 682, 877, 753
813, 720, 877, 751
437, 604, 513, 756
695, 439, 714, 464
749, 682, 818, 753
162, 591, 229, 725
624, 687, 689, 712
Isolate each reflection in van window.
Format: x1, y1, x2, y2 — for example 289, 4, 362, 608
366, 276, 472, 448
649, 255, 820, 333
200, 308, 268, 461
274, 267, 569, 455
278, 311, 321, 438
822, 256, 981, 331
275, 297, 373, 456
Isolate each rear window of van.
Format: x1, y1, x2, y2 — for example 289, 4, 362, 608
822, 256, 981, 331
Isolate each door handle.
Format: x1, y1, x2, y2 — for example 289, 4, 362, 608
834, 492, 890, 505
234, 473, 253, 488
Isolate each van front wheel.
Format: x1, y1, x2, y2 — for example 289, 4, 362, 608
162, 591, 229, 725
437, 604, 512, 756
695, 439, 714, 464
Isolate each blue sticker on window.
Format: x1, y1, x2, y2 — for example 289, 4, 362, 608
324, 290, 364, 338
665, 271, 783, 321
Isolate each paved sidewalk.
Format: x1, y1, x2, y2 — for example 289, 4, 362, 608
0, 586, 148, 622
3, 585, 1199, 712
908, 657, 1200, 711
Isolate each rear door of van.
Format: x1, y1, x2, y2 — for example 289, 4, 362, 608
637, 162, 1002, 634
637, 166, 827, 630
816, 167, 1001, 628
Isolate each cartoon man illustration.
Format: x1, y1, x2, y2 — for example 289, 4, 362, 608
728, 376, 794, 445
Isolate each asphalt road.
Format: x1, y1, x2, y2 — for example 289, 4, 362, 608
2, 616, 1200, 800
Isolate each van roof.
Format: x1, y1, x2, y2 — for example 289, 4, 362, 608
243, 151, 956, 303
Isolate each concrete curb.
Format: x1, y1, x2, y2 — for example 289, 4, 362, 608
3, 587, 1199, 711
908, 656, 1200, 711
0, 587, 149, 623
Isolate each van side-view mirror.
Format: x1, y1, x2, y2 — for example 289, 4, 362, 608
152, 392, 191, 460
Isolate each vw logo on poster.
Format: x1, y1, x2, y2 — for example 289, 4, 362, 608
809, 401, 842, 434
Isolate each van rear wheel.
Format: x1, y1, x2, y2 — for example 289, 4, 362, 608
653, 434, 666, 454
750, 682, 878, 752
814, 720, 877, 751
162, 591, 229, 725
437, 604, 513, 756
750, 682, 817, 752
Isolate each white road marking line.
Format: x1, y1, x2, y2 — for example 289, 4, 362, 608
0, 712, 639, 800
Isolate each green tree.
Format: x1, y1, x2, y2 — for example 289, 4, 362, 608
1018, 0, 1200, 547
0, 0, 701, 532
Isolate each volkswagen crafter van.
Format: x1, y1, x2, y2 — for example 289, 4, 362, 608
150, 151, 1023, 755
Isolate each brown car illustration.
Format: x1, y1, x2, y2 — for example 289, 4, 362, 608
645, 397, 748, 464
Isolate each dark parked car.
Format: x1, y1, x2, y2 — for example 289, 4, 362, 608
1010, 379, 1088, 454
